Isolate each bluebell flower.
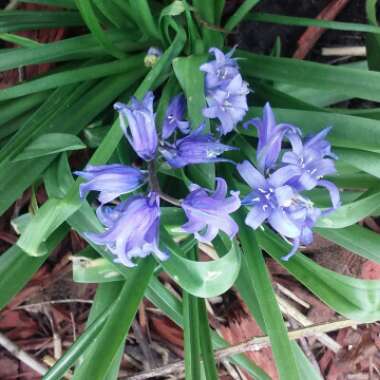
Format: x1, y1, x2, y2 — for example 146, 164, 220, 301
162, 94, 190, 139
244, 103, 300, 173
237, 160, 302, 239
200, 47, 239, 91
114, 92, 158, 161
284, 127, 338, 191
85, 192, 168, 267
74, 164, 147, 204
160, 124, 237, 169
281, 202, 321, 261
203, 74, 249, 135
181, 178, 241, 243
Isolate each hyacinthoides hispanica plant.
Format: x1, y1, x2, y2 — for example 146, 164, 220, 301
2, 1, 380, 379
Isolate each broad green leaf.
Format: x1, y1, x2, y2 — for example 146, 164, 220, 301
161, 229, 241, 298
71, 258, 156, 380
0, 55, 144, 101
224, 0, 261, 32
75, 0, 126, 59
317, 225, 380, 264
0, 10, 83, 33
42, 304, 113, 380
0, 30, 145, 72
236, 211, 301, 380
198, 299, 218, 380
316, 191, 380, 228
257, 229, 380, 322
250, 12, 380, 34
239, 50, 380, 103
335, 148, 380, 178
20, 0, 76, 7
0, 225, 68, 311
73, 257, 123, 283
183, 247, 202, 380
13, 133, 85, 162
0, 32, 41, 47
73, 282, 124, 380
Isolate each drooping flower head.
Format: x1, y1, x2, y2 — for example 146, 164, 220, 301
201, 47, 250, 135
244, 103, 300, 173
203, 74, 249, 135
85, 192, 168, 268
114, 92, 158, 161
74, 164, 146, 204
160, 124, 237, 169
181, 178, 241, 243
162, 94, 190, 139
200, 47, 240, 90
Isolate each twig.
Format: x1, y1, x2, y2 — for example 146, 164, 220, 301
275, 282, 310, 309
14, 299, 93, 310
125, 319, 360, 380
276, 294, 341, 353
321, 46, 366, 56
289, 318, 322, 376
0, 332, 48, 376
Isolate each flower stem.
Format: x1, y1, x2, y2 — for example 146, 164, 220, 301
148, 160, 181, 207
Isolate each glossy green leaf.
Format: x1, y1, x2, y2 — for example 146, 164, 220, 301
13, 133, 85, 162
0, 10, 83, 32
75, 0, 125, 59
317, 225, 380, 264
0, 55, 143, 101
42, 304, 113, 380
72, 258, 156, 380
198, 299, 218, 380
183, 247, 202, 380
0, 30, 145, 72
0, 225, 67, 311
0, 32, 41, 47
73, 282, 123, 380
161, 229, 241, 298
250, 12, 380, 34
236, 211, 301, 380
257, 229, 380, 322
239, 50, 380, 103
224, 0, 261, 32
73, 257, 123, 283
316, 191, 380, 228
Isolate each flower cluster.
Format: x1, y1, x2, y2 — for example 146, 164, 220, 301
239, 103, 340, 260
201, 47, 250, 135
76, 47, 340, 267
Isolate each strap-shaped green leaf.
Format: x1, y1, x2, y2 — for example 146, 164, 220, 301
161, 229, 241, 298
75, 0, 126, 59
316, 191, 380, 228
257, 229, 380, 322
13, 133, 85, 162
236, 211, 302, 380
